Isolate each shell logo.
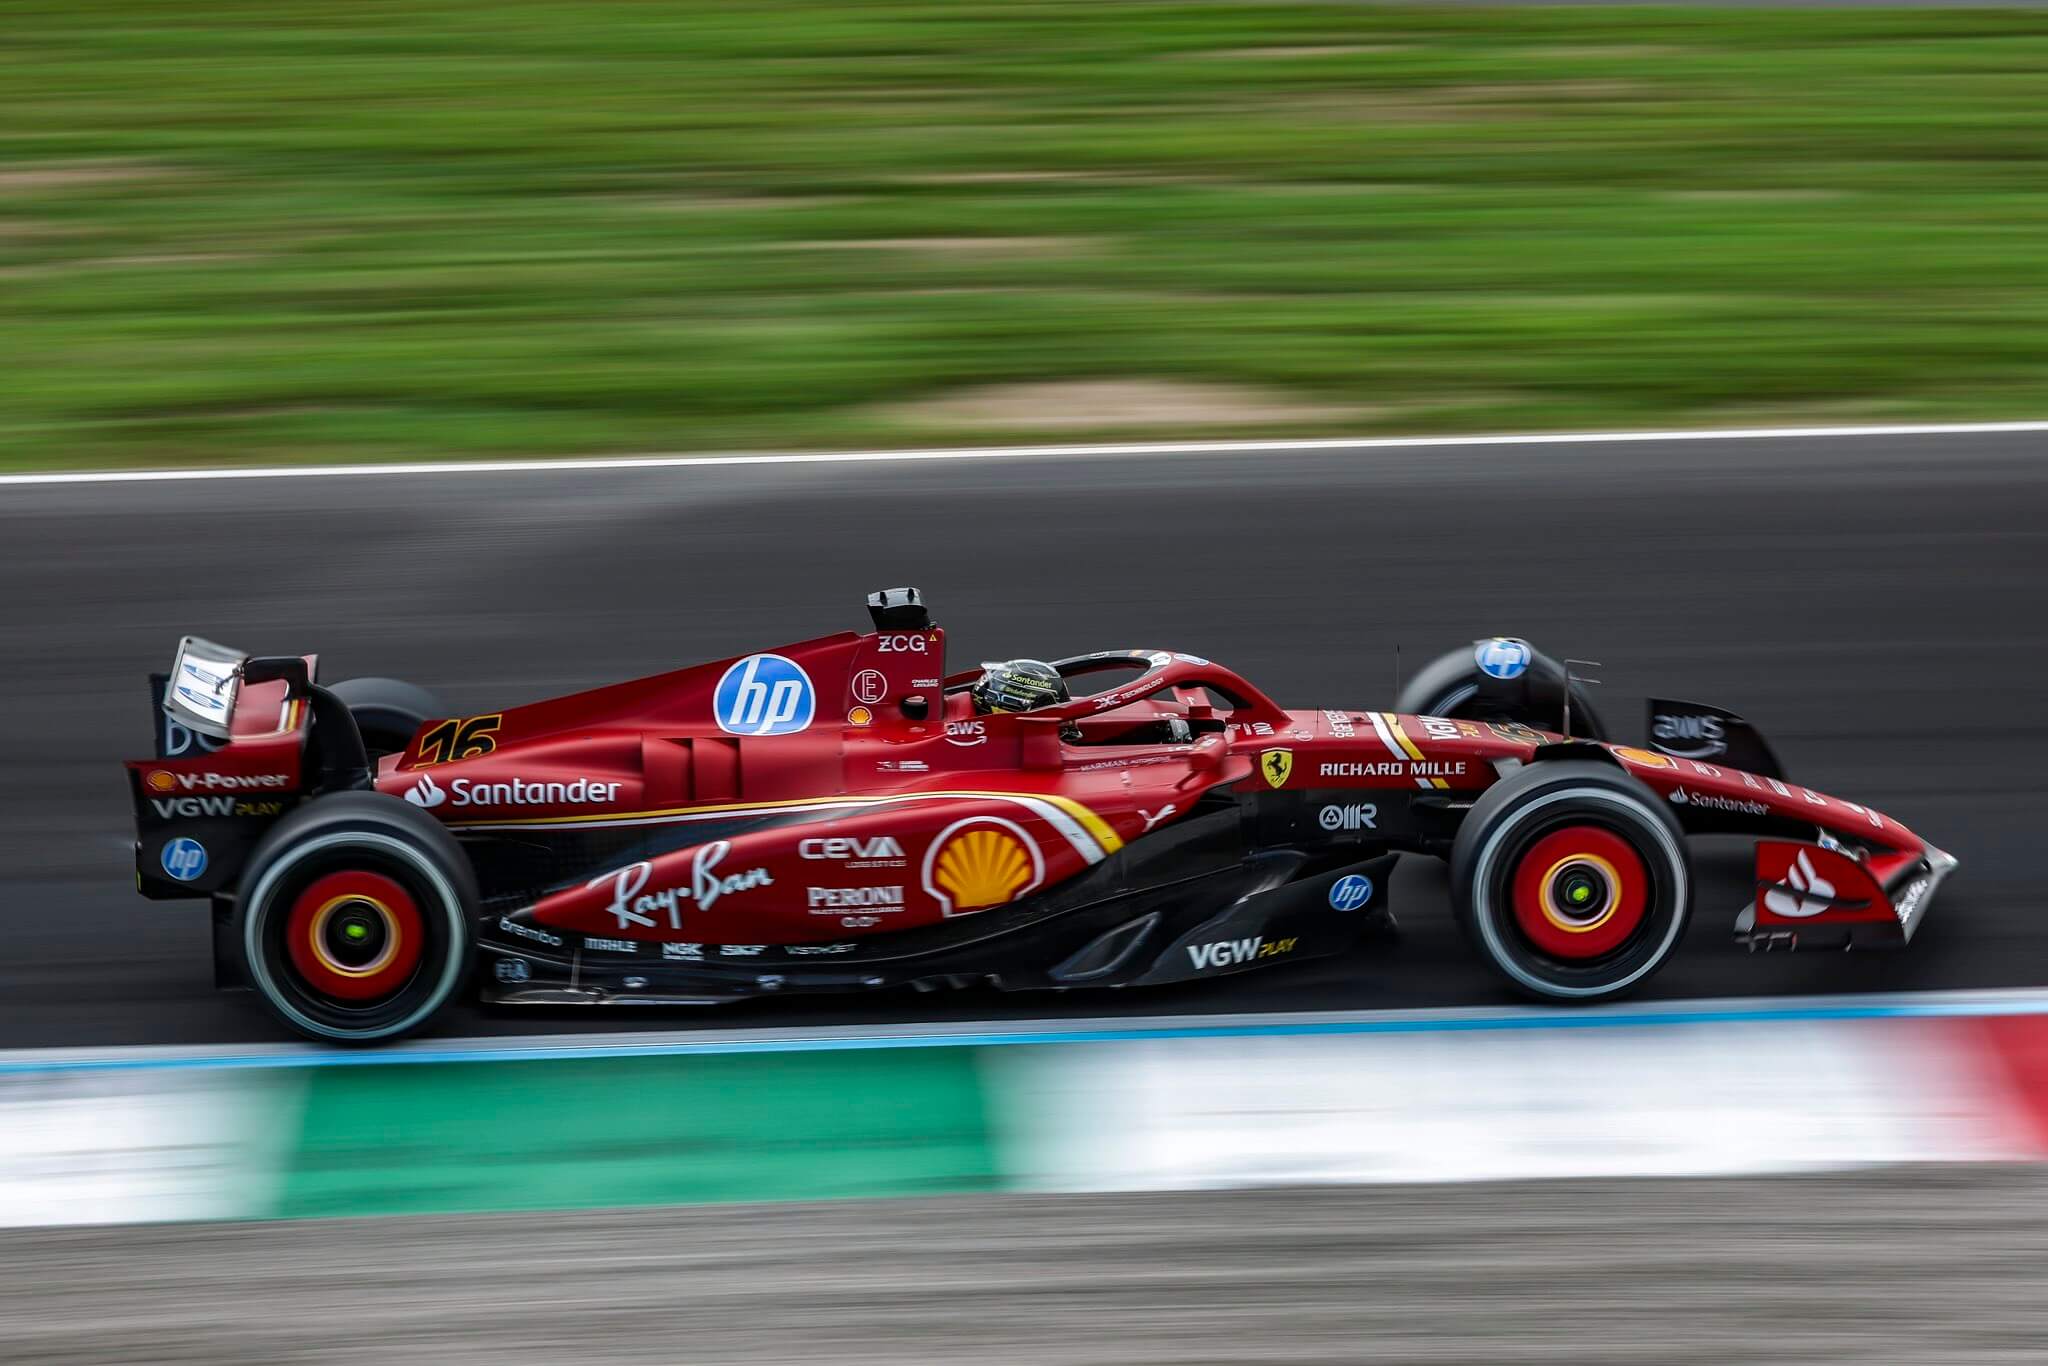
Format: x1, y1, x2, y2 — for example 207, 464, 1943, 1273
922, 816, 1044, 917
145, 770, 178, 794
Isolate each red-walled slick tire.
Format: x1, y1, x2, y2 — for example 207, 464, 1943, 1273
235, 792, 476, 1043
1451, 758, 1690, 1001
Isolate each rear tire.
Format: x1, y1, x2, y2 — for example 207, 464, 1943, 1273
329, 677, 445, 760
1451, 759, 1689, 1001
235, 792, 476, 1043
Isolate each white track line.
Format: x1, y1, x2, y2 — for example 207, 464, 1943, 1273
7, 986, 2048, 1073
2, 420, 2045, 487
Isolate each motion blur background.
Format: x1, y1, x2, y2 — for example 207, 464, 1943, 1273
6, 3, 2048, 1362
6, 1, 2048, 467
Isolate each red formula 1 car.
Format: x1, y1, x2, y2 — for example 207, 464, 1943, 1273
128, 588, 1957, 1042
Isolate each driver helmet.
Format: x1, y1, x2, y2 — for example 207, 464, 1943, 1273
971, 659, 1068, 714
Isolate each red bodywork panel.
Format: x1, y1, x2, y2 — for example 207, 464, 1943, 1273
1753, 841, 1894, 927
338, 629, 1939, 946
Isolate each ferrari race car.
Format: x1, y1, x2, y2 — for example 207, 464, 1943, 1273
129, 588, 1957, 1042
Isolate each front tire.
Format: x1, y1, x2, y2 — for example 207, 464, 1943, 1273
1451, 759, 1690, 1001
235, 792, 476, 1043
1397, 639, 1606, 740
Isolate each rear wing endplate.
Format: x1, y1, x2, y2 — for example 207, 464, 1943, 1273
163, 636, 248, 740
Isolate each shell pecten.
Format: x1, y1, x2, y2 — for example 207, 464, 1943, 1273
933, 827, 1034, 910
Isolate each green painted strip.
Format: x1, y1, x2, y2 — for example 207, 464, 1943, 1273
274, 1048, 1000, 1220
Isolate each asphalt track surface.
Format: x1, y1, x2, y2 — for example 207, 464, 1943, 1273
5, 1168, 2045, 1364
3, 426, 2045, 1048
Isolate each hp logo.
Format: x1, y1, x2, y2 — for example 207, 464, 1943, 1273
714, 654, 815, 736
160, 837, 208, 882
1474, 637, 1532, 681
1329, 874, 1373, 912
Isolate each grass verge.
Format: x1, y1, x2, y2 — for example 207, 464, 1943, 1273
4, 2, 2048, 468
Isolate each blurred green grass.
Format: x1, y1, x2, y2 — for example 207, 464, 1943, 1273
4, 2, 2048, 468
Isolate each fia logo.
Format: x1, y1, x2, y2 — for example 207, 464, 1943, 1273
714, 654, 815, 736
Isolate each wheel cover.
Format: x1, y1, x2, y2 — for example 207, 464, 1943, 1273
284, 869, 424, 1001
1509, 825, 1648, 960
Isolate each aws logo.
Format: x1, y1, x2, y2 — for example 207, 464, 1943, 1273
922, 816, 1044, 917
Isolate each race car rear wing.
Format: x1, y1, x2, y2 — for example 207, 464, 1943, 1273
162, 635, 245, 740
157, 636, 373, 792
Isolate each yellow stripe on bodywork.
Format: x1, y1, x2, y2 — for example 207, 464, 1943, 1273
1039, 793, 1124, 855
450, 789, 1123, 855
1380, 713, 1451, 790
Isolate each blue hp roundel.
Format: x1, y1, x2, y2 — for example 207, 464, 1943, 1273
713, 653, 816, 736
161, 837, 208, 882
1329, 873, 1373, 912
1474, 637, 1533, 681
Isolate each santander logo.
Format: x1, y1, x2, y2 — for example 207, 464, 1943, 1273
403, 772, 620, 810
1764, 849, 1836, 918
